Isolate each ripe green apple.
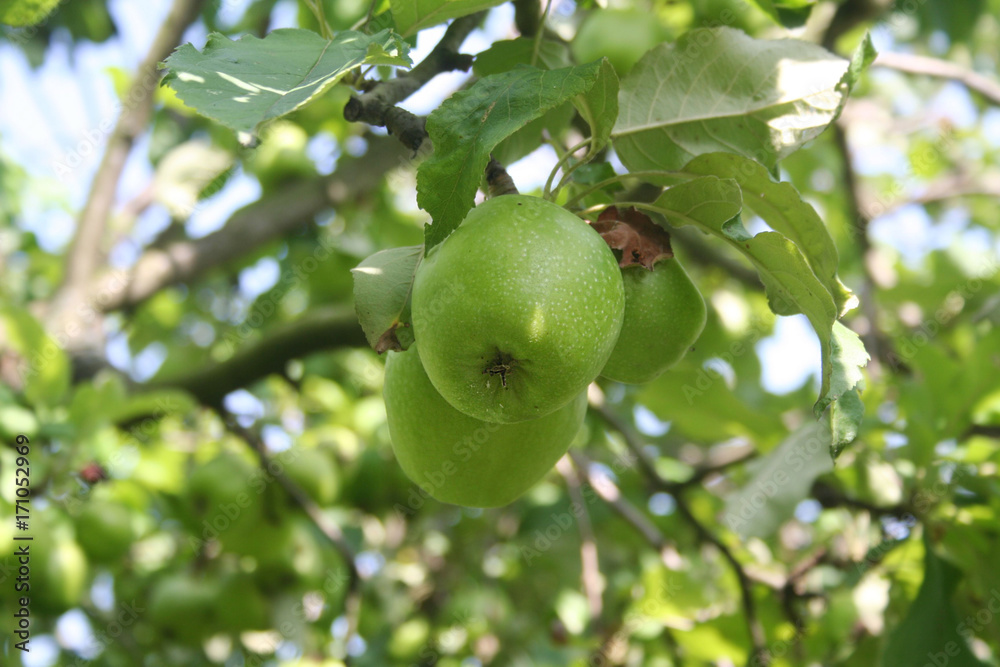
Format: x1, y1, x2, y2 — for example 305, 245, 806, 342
412, 195, 623, 423
383, 345, 586, 507
601, 257, 706, 384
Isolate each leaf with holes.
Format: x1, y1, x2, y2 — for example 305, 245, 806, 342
161, 29, 411, 137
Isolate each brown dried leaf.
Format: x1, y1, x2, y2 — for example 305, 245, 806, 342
375, 324, 403, 354
590, 206, 673, 269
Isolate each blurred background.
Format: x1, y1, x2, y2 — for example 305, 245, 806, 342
1, 0, 1000, 665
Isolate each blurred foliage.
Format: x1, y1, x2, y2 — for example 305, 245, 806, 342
1, 0, 1000, 666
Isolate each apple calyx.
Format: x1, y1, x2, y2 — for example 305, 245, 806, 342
591, 206, 673, 270
483, 350, 517, 388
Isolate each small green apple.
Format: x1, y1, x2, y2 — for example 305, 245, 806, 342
33, 538, 89, 610
412, 195, 623, 423
149, 572, 221, 644
601, 257, 706, 384
383, 345, 586, 508
75, 499, 136, 563
183, 452, 262, 535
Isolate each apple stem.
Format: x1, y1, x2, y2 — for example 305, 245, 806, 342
486, 156, 519, 197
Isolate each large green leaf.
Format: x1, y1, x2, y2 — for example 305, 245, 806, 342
161, 29, 412, 136
723, 418, 834, 538
648, 177, 867, 425
0, 305, 71, 407
683, 152, 857, 316
351, 245, 423, 352
418, 61, 604, 249
881, 536, 988, 667
390, 0, 504, 36
613, 27, 860, 171
473, 38, 575, 166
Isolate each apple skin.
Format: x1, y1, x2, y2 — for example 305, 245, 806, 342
412, 195, 624, 423
383, 345, 586, 508
600, 257, 706, 384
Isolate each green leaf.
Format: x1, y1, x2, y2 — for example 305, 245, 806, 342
723, 418, 834, 539
682, 152, 857, 316
351, 245, 423, 352
840, 32, 878, 99
612, 27, 858, 172
473, 38, 571, 76
161, 29, 412, 136
390, 0, 502, 36
0, 0, 59, 26
829, 386, 864, 459
638, 360, 786, 444
0, 305, 71, 407
882, 536, 988, 667
649, 178, 867, 424
418, 62, 603, 249
818, 320, 869, 417
472, 39, 575, 167
574, 58, 619, 156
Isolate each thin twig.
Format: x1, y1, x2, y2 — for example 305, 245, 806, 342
590, 401, 758, 492
673, 494, 770, 666
556, 456, 604, 628
51, 0, 204, 318
568, 450, 681, 570
343, 13, 480, 150
875, 51, 1000, 106
589, 403, 767, 665
223, 419, 362, 662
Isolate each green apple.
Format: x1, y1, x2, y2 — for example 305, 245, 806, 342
149, 572, 221, 644
75, 500, 136, 563
412, 195, 624, 423
383, 345, 586, 507
601, 257, 706, 384
33, 538, 89, 610
572, 9, 672, 75
183, 452, 262, 536
245, 120, 317, 192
